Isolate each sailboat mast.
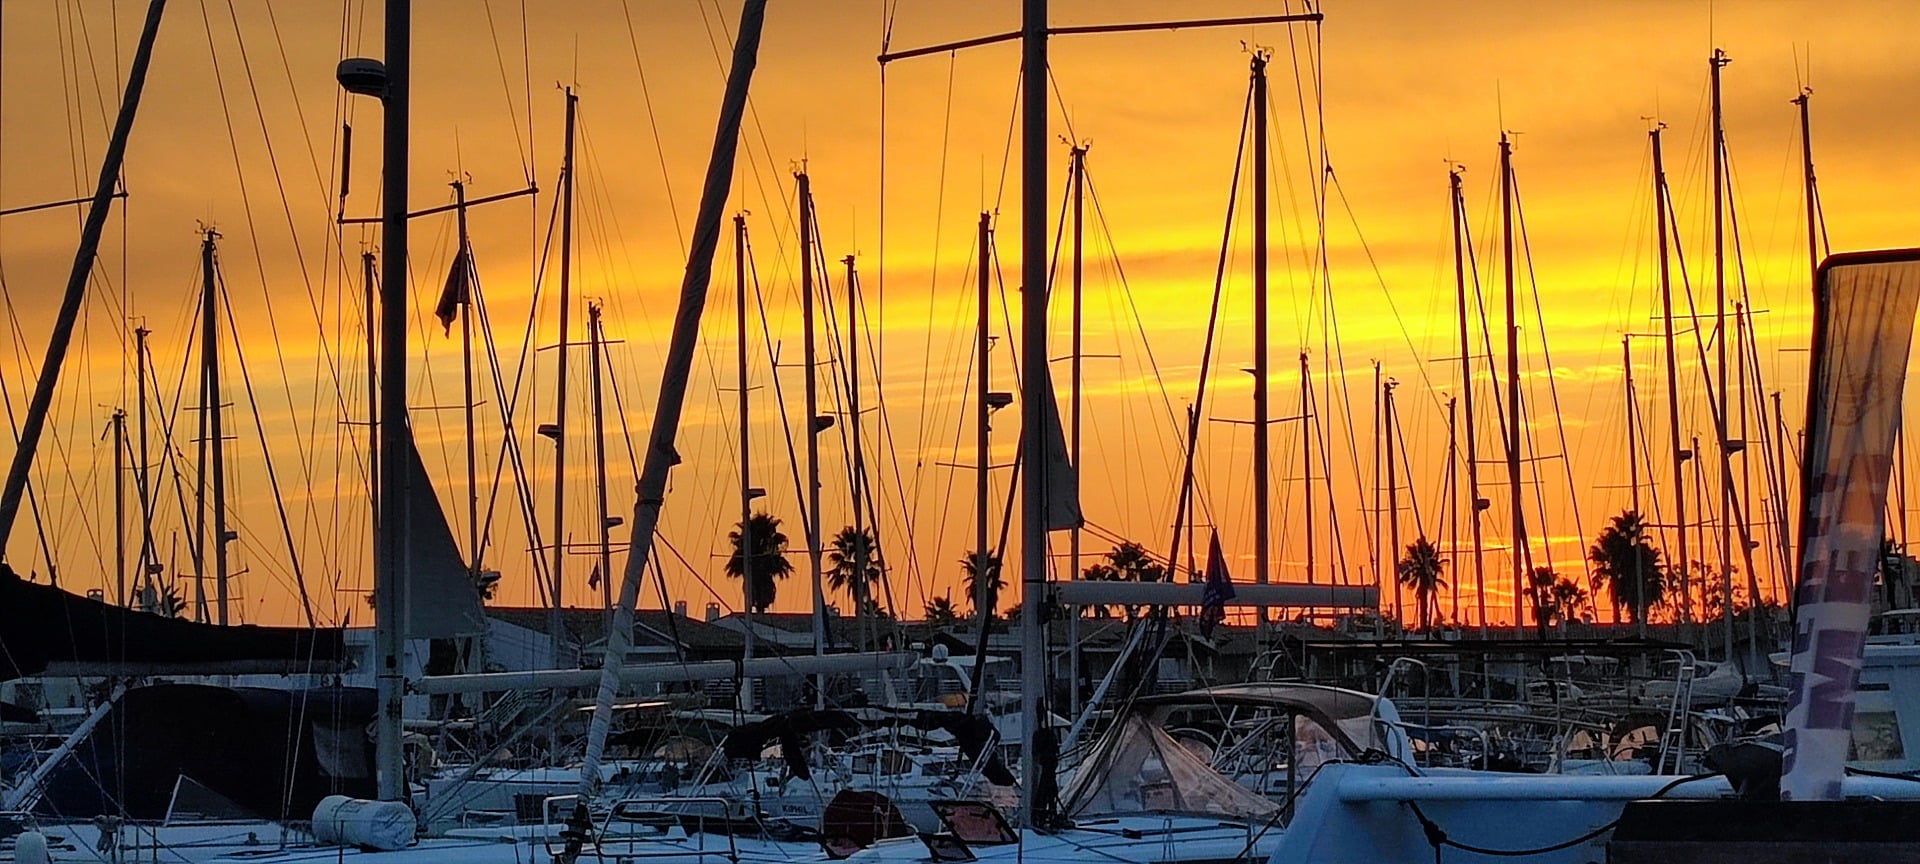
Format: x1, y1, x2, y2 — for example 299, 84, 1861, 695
203, 229, 231, 626
734, 214, 756, 708
1251, 51, 1272, 633
1791, 89, 1818, 600
371, 0, 412, 802
1385, 378, 1400, 628
589, 303, 612, 634
1068, 144, 1086, 719
1451, 168, 1487, 637
1711, 49, 1734, 662
846, 254, 867, 643
549, 88, 579, 662
1018, 0, 1049, 826
1652, 127, 1690, 626
1451, 171, 1497, 637
363, 251, 379, 531
1069, 144, 1085, 599
1302, 351, 1314, 586
1372, 360, 1383, 637
135, 327, 154, 599
1447, 396, 1458, 627
577, 0, 768, 798
1500, 133, 1526, 630
113, 410, 126, 606
975, 210, 991, 630
799, 174, 826, 668
1626, 336, 1645, 637
455, 181, 481, 591
1795, 89, 1822, 290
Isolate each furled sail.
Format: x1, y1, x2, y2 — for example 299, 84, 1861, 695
0, 565, 346, 681
397, 431, 486, 638
1038, 367, 1082, 531
1782, 249, 1920, 800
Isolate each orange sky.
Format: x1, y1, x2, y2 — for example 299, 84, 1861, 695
1, 0, 1917, 630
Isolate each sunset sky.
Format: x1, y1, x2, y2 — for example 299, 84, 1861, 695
0, 0, 1916, 630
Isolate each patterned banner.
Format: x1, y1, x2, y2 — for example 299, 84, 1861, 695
1782, 250, 1920, 800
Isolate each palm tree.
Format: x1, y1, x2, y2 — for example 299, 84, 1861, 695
1081, 562, 1120, 618
1588, 510, 1664, 625
960, 550, 1003, 617
1103, 542, 1167, 620
1528, 567, 1591, 636
140, 577, 186, 618
726, 512, 793, 613
923, 595, 962, 629
1396, 537, 1447, 632
827, 526, 883, 616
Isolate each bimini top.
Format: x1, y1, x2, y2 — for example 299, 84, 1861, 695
1134, 682, 1408, 758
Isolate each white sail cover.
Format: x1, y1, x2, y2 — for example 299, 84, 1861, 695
1060, 714, 1279, 821
1783, 250, 1920, 800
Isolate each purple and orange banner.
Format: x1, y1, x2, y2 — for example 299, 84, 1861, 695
1783, 249, 1920, 800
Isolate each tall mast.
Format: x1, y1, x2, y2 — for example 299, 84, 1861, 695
1068, 144, 1086, 720
1385, 377, 1400, 628
0, 0, 165, 544
975, 210, 992, 629
589, 303, 612, 637
845, 253, 867, 646
371, 0, 411, 803
1302, 351, 1314, 586
1017, 0, 1049, 825
134, 327, 154, 601
454, 180, 481, 597
1372, 360, 1383, 637
1626, 336, 1645, 637
1652, 127, 1690, 627
1795, 89, 1823, 293
1447, 396, 1459, 627
576, 0, 768, 798
1251, 51, 1272, 636
1450, 168, 1487, 637
1792, 88, 1818, 600
1711, 49, 1734, 662
202, 229, 231, 626
1068, 144, 1086, 600
548, 88, 579, 662
363, 251, 379, 534
1500, 133, 1526, 630
112, 410, 127, 606
732, 214, 757, 710
799, 174, 827, 669
193, 310, 209, 626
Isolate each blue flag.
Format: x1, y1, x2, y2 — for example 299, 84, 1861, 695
1201, 531, 1235, 638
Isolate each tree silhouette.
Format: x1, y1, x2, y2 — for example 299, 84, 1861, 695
1081, 562, 1120, 618
1396, 537, 1447, 632
139, 577, 186, 618
923, 595, 962, 629
1101, 541, 1168, 620
1588, 510, 1664, 625
960, 550, 1004, 617
1528, 567, 1589, 636
726, 512, 793, 613
826, 525, 883, 616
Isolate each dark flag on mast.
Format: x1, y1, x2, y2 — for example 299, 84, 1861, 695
1200, 531, 1235, 638
434, 244, 471, 334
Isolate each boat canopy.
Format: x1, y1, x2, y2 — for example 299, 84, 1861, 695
1060, 712, 1281, 821
1135, 682, 1409, 758
0, 565, 347, 682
